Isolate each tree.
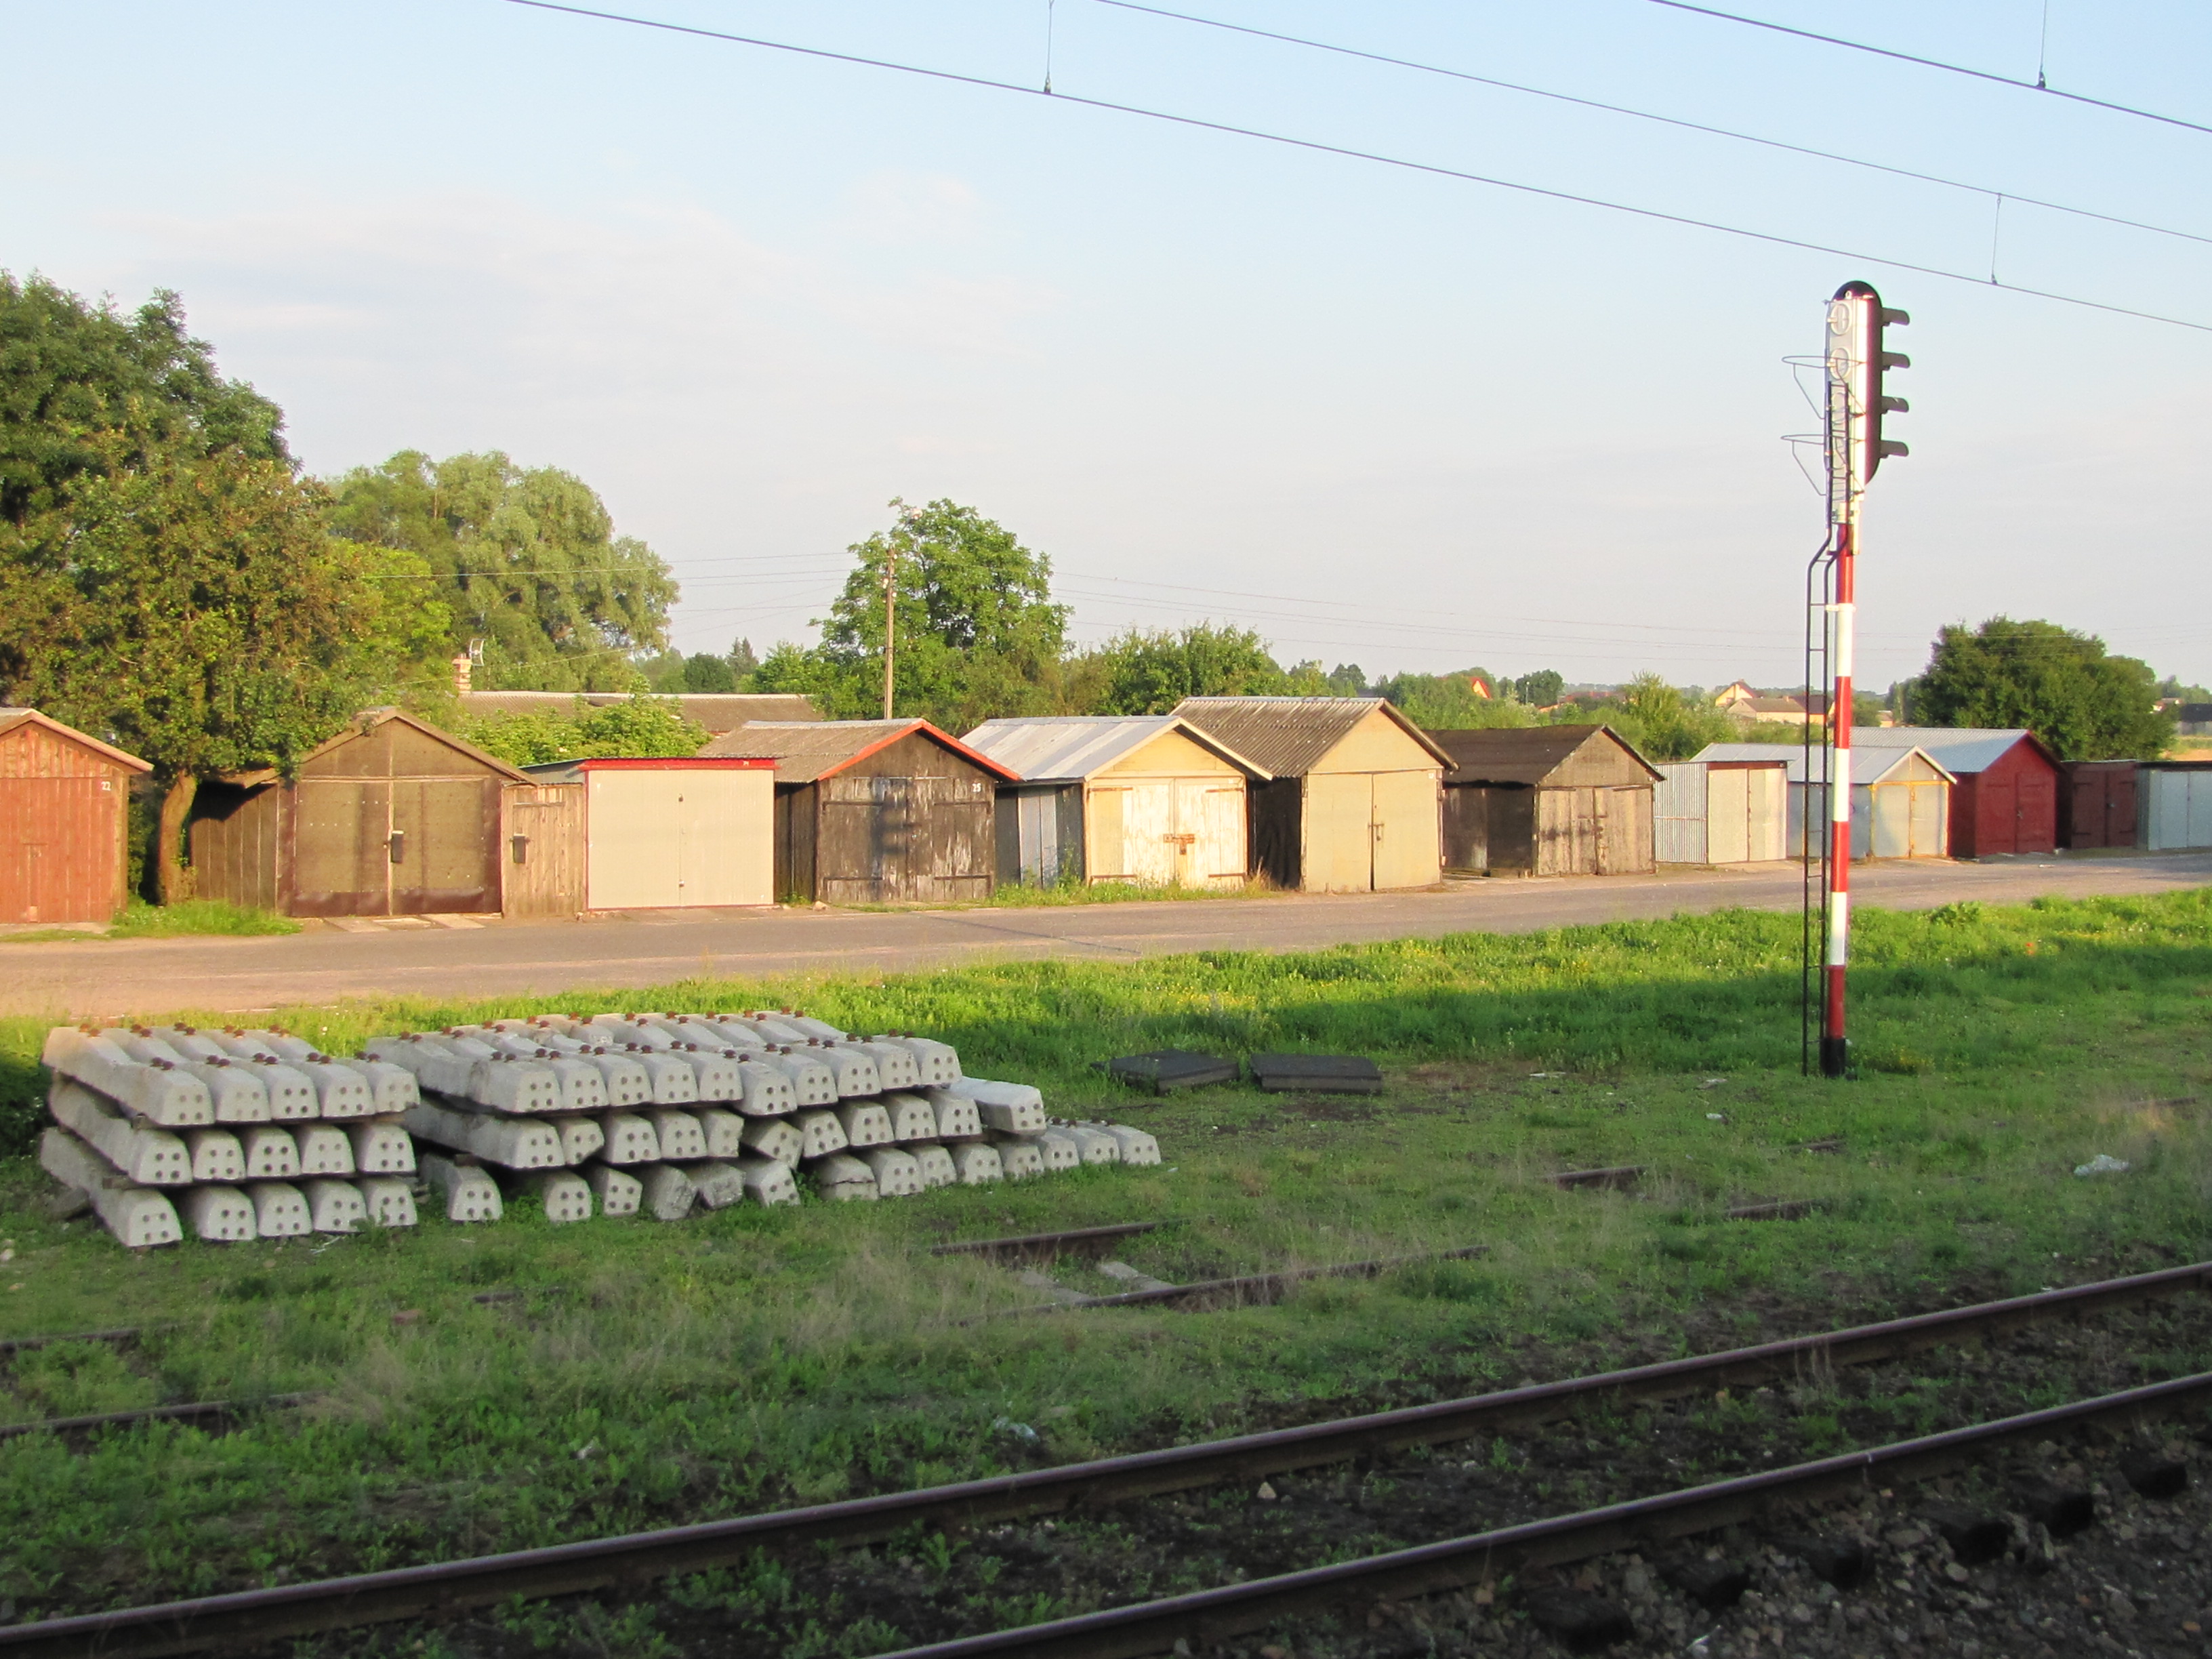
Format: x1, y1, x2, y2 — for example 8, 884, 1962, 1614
727, 636, 759, 685
1326, 663, 1368, 696
1914, 617, 2170, 760
462, 695, 707, 767
1368, 669, 1530, 731
1562, 673, 1734, 761
680, 652, 735, 693
326, 450, 676, 693
1513, 669, 1565, 708
1084, 623, 1299, 714
0, 277, 443, 901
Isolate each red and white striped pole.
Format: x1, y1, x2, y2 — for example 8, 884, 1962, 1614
1822, 517, 1855, 1077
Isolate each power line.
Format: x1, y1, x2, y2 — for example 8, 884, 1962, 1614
1094, 0, 2212, 248
1643, 0, 2212, 138
499, 0, 2212, 333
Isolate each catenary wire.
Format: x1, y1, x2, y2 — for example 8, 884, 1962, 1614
498, 0, 2212, 334
1643, 0, 2212, 138
1092, 0, 2212, 247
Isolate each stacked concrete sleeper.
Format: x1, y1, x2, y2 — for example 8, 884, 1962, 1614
39, 1025, 423, 1246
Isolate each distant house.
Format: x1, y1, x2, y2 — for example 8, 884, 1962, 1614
0, 709, 151, 924
700, 719, 1018, 903
962, 716, 1268, 889
1714, 682, 1821, 726
1171, 697, 1448, 893
1855, 728, 2060, 858
1694, 741, 1954, 860
457, 691, 819, 736
1431, 726, 1661, 876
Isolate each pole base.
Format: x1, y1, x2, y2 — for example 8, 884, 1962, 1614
1819, 1036, 1849, 1078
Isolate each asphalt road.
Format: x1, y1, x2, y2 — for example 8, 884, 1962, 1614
6, 853, 2208, 1020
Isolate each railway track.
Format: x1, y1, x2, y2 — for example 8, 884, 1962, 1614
3, 1258, 2208, 1658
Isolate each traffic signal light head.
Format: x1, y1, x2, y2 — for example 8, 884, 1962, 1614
1828, 281, 1910, 484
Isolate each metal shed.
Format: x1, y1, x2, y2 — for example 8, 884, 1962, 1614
962, 716, 1269, 889
699, 719, 1019, 904
2059, 760, 2139, 851
2137, 762, 2212, 851
189, 708, 528, 917
514, 757, 777, 912
1695, 743, 1955, 859
1653, 758, 1789, 865
0, 710, 151, 924
1170, 697, 1448, 893
1854, 727, 2060, 857
1431, 726, 1662, 876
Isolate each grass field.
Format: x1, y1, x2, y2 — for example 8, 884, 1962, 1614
3, 887, 2211, 1647
0, 899, 299, 947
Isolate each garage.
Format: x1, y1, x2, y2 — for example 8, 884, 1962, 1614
515, 757, 776, 910
0, 709, 151, 924
1432, 726, 1661, 876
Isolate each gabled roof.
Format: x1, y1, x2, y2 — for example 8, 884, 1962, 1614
0, 708, 152, 773
1851, 726, 2057, 775
961, 715, 1270, 783
1170, 697, 1451, 774
698, 718, 1021, 783
1694, 741, 1957, 787
458, 691, 818, 733
221, 707, 531, 786
1428, 724, 1662, 785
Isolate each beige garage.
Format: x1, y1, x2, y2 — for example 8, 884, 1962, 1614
1172, 697, 1448, 893
516, 758, 776, 910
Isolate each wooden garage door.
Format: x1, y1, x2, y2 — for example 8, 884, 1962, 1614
292, 777, 500, 915
817, 775, 993, 904
0, 776, 121, 924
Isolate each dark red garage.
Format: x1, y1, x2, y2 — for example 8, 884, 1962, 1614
1854, 728, 2061, 858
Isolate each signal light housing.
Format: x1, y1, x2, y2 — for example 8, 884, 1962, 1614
1828, 281, 1910, 483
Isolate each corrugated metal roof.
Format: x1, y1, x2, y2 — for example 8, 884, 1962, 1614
457, 691, 819, 733
1694, 742, 1957, 786
1170, 697, 1450, 775
1427, 725, 1662, 785
961, 716, 1270, 783
698, 719, 1021, 783
1851, 726, 2045, 775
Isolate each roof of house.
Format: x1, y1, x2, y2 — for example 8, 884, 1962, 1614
220, 708, 533, 787
1427, 724, 1663, 785
1851, 726, 2055, 774
0, 708, 153, 773
1694, 741, 1957, 787
960, 715, 1269, 783
457, 691, 819, 733
1170, 697, 1452, 775
697, 718, 1021, 783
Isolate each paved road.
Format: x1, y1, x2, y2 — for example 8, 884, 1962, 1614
5, 853, 2207, 1019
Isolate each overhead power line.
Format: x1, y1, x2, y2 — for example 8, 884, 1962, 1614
1095, 0, 2212, 247
1643, 0, 2212, 138
499, 0, 2212, 333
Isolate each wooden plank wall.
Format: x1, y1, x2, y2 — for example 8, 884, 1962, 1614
502, 783, 583, 918
0, 723, 134, 924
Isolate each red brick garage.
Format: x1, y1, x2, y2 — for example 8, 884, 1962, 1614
1854, 728, 2060, 858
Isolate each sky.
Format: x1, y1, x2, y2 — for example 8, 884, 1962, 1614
8, 0, 2210, 691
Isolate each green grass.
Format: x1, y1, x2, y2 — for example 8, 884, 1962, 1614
3, 888, 2212, 1624
0, 899, 298, 946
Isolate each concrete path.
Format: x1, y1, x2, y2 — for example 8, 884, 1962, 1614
5, 853, 2207, 1020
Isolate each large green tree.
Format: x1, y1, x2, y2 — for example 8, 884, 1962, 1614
0, 276, 443, 900
327, 450, 676, 693
1914, 617, 2170, 760
1083, 622, 1321, 715
1370, 668, 1532, 732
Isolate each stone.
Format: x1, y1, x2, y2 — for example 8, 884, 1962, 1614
419, 1154, 504, 1222
552, 1115, 605, 1165
924, 1090, 984, 1140
948, 1142, 1004, 1185
883, 1092, 937, 1141
735, 1155, 800, 1206
306, 1177, 369, 1233
676, 1160, 747, 1210
356, 1176, 419, 1228
808, 1153, 879, 1201
1923, 1503, 2010, 1565
41, 1027, 213, 1126
293, 1124, 356, 1176
184, 1126, 247, 1183
182, 1184, 257, 1242
2011, 1477, 2095, 1537
403, 1102, 564, 1169
1098, 1124, 1161, 1166
862, 1146, 925, 1197
1097, 1260, 1176, 1294
247, 1179, 313, 1237
1029, 1129, 1085, 1173
794, 1109, 850, 1159
2119, 1448, 2190, 1499
527, 1170, 594, 1223
46, 1080, 192, 1185
909, 1143, 958, 1189
644, 1109, 708, 1162
942, 1078, 1046, 1134
346, 1121, 415, 1174
241, 1126, 301, 1180
582, 1163, 643, 1217
636, 1162, 698, 1221
1778, 1534, 1868, 1589
739, 1115, 806, 1167
693, 1107, 747, 1159
1662, 1558, 1751, 1610
1522, 1588, 1633, 1649
1059, 1125, 1121, 1166
332, 1056, 419, 1114
596, 1111, 661, 1164
992, 1137, 1047, 1181
39, 1128, 185, 1247
836, 1101, 895, 1149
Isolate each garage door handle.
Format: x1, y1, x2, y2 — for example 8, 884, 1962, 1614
387, 831, 405, 865
510, 834, 529, 865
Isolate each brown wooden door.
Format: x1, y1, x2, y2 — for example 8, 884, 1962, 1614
291, 779, 392, 916
502, 785, 583, 918
0, 776, 120, 924
2017, 771, 2055, 854
817, 775, 992, 903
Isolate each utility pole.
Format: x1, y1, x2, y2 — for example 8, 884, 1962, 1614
1811, 281, 1910, 1078
881, 539, 897, 720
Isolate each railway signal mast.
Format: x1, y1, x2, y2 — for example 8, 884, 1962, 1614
1810, 281, 1910, 1077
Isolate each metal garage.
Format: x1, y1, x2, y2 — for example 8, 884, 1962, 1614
1431, 726, 1661, 876
1856, 728, 2060, 858
2138, 762, 2212, 851
515, 757, 776, 912
962, 715, 1269, 889
1653, 757, 1789, 865
701, 719, 1019, 904
189, 708, 527, 917
0, 709, 150, 924
1170, 697, 1448, 893
1699, 742, 1954, 859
